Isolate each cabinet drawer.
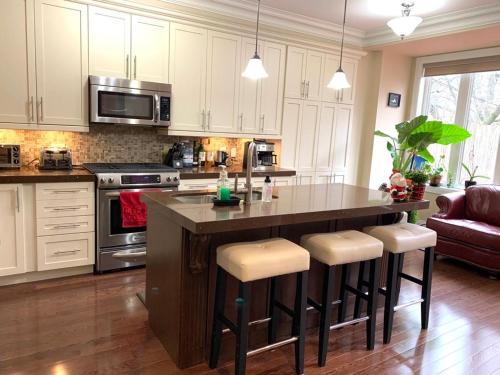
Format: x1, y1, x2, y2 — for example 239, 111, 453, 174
37, 215, 95, 236
37, 232, 95, 271
36, 198, 94, 218
36, 182, 94, 201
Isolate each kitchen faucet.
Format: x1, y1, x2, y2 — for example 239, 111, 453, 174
244, 141, 257, 204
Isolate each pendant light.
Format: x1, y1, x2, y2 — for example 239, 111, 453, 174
327, 0, 350, 90
387, 2, 422, 40
242, 0, 268, 80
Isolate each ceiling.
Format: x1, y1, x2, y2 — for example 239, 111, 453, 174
229, 0, 500, 32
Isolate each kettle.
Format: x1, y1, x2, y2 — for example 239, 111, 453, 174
214, 151, 228, 166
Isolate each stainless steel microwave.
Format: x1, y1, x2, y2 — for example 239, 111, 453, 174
89, 76, 171, 127
0, 144, 21, 168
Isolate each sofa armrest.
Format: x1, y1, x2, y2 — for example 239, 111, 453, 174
432, 191, 466, 220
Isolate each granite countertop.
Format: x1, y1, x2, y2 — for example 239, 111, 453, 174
179, 165, 295, 179
0, 166, 95, 183
142, 183, 430, 234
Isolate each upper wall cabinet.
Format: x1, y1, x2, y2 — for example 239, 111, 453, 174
89, 7, 169, 83
0, 0, 36, 125
35, 0, 88, 127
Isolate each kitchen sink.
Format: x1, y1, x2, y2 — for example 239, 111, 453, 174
173, 191, 269, 204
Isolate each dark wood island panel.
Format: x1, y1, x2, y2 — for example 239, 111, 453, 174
142, 184, 429, 369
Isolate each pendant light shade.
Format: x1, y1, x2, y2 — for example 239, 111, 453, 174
387, 2, 422, 39
242, 0, 268, 80
328, 68, 350, 89
327, 0, 350, 90
242, 54, 268, 80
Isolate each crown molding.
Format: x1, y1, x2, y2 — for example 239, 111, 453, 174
363, 3, 500, 48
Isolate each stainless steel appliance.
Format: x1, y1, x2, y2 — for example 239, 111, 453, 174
244, 140, 277, 167
39, 147, 73, 170
214, 151, 228, 166
0, 144, 21, 168
83, 163, 180, 272
89, 76, 171, 127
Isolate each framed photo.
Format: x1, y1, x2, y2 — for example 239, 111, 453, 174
388, 92, 401, 108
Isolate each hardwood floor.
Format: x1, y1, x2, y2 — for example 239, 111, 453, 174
1, 252, 499, 375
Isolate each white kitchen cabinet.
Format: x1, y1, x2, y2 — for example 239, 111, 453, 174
34, 0, 88, 127
322, 54, 340, 103
131, 15, 169, 83
296, 172, 315, 186
169, 23, 207, 132
315, 102, 336, 172
284, 47, 307, 99
338, 58, 357, 104
37, 232, 94, 271
205, 31, 241, 133
0, 0, 36, 125
89, 7, 130, 79
280, 99, 302, 169
178, 179, 218, 191
238, 38, 260, 133
0, 184, 25, 276
332, 104, 352, 173
304, 50, 324, 101
258, 41, 286, 135
296, 101, 320, 172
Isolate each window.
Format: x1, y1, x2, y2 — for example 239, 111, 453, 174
419, 70, 500, 186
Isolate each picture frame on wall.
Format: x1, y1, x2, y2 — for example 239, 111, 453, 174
388, 92, 401, 108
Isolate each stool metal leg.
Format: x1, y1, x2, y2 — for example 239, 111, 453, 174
318, 265, 334, 367
421, 247, 434, 329
395, 253, 405, 305
383, 252, 400, 344
293, 271, 308, 375
337, 264, 350, 323
209, 266, 227, 369
268, 277, 279, 344
353, 261, 366, 319
235, 282, 251, 375
366, 258, 381, 350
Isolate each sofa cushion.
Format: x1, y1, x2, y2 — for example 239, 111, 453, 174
427, 217, 500, 252
465, 185, 500, 227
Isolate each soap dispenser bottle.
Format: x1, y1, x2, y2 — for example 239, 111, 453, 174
217, 166, 231, 200
262, 175, 272, 203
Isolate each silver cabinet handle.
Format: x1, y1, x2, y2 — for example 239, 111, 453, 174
134, 56, 137, 79
30, 96, 34, 121
51, 207, 81, 211
112, 250, 147, 259
341, 89, 344, 102
260, 114, 265, 132
54, 249, 80, 255
300, 81, 304, 98
51, 224, 82, 230
306, 81, 310, 99
39, 97, 44, 122
50, 189, 83, 194
16, 186, 20, 212
207, 110, 211, 129
201, 109, 206, 129
154, 94, 160, 122
126, 55, 129, 78
239, 113, 243, 131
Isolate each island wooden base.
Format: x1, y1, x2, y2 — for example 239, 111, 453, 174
145, 205, 403, 369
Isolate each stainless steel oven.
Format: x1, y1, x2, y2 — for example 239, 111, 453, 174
89, 76, 171, 127
84, 163, 179, 272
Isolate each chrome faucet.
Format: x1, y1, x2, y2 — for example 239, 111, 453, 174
244, 141, 257, 204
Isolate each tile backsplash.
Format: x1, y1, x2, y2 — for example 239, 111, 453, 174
0, 125, 280, 167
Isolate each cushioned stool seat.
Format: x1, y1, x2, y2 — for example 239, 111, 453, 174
217, 238, 310, 282
301, 230, 383, 265
363, 223, 437, 253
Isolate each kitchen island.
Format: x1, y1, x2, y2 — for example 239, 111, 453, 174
141, 184, 429, 369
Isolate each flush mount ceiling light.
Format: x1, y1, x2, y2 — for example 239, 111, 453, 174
387, 2, 423, 39
327, 0, 350, 90
242, 0, 268, 80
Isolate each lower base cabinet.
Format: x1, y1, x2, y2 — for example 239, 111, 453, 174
36, 232, 95, 271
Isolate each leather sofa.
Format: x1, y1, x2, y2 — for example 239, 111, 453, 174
426, 185, 500, 274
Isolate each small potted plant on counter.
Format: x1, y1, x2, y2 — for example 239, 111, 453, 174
426, 154, 446, 187
405, 170, 429, 200
461, 162, 488, 188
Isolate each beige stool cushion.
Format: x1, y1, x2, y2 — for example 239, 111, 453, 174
217, 238, 310, 282
363, 223, 437, 253
300, 230, 383, 266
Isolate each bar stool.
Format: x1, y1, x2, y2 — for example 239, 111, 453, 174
300, 230, 383, 367
360, 223, 437, 344
209, 238, 310, 375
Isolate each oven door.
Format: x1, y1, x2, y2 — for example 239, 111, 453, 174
90, 85, 169, 127
97, 187, 176, 249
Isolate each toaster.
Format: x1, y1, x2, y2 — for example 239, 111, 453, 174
39, 147, 73, 170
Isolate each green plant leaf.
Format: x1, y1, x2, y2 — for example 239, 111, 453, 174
461, 162, 472, 178
407, 132, 438, 150
374, 130, 396, 141
395, 115, 428, 144
436, 125, 471, 145
417, 148, 435, 163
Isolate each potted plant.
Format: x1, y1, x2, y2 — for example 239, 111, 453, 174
375, 115, 471, 175
461, 162, 488, 188
405, 170, 429, 200
425, 155, 446, 187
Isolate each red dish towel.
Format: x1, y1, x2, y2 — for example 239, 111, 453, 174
120, 192, 147, 228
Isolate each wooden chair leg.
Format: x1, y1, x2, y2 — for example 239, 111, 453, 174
366, 258, 381, 350
383, 252, 400, 344
235, 282, 250, 375
337, 264, 350, 323
318, 265, 334, 367
353, 261, 366, 319
395, 253, 405, 305
293, 271, 308, 375
209, 266, 227, 369
268, 277, 279, 344
421, 247, 434, 329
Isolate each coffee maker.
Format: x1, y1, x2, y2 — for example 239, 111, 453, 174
244, 140, 277, 167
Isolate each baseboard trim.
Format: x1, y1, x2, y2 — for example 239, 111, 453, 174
0, 265, 94, 287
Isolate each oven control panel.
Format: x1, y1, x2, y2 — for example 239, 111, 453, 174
96, 172, 180, 188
